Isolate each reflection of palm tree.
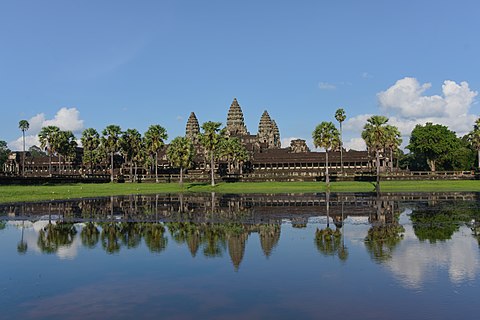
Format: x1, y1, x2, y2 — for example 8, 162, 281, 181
17, 220, 28, 254
120, 222, 143, 249
100, 222, 122, 254
37, 222, 77, 254
81, 222, 100, 248
143, 223, 168, 253
315, 227, 342, 256
365, 192, 404, 263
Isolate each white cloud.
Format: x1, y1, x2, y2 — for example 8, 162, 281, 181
318, 82, 336, 90
8, 107, 85, 150
344, 77, 478, 150
362, 72, 373, 79
344, 137, 366, 151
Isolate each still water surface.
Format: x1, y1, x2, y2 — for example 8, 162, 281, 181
1, 192, 479, 319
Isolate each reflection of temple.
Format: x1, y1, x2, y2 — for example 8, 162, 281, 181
3, 98, 373, 182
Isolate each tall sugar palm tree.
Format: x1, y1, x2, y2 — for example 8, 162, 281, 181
219, 137, 249, 174
468, 118, 480, 170
119, 129, 142, 182
361, 115, 389, 192
56, 130, 77, 174
101, 125, 122, 182
167, 136, 195, 185
38, 125, 60, 175
18, 120, 29, 176
200, 121, 223, 186
312, 121, 340, 187
144, 125, 168, 183
334, 108, 346, 173
384, 125, 402, 171
81, 128, 100, 174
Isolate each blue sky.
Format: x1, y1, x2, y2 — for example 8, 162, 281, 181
1, 0, 479, 150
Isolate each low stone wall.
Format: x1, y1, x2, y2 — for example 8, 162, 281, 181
0, 175, 110, 185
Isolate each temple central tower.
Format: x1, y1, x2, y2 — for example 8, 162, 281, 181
226, 98, 249, 136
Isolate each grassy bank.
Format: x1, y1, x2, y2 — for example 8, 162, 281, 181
0, 180, 479, 204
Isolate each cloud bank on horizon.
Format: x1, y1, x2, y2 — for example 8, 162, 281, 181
343, 77, 478, 151
9, 77, 479, 153
9, 107, 84, 150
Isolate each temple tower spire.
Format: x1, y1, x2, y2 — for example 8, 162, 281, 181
226, 98, 248, 136
185, 112, 200, 144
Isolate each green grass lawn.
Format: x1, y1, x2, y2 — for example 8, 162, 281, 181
0, 180, 479, 204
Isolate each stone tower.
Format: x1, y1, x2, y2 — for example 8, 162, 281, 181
257, 110, 280, 149
185, 112, 200, 144
226, 98, 248, 136
271, 120, 281, 148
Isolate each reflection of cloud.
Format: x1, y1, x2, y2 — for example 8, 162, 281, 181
384, 223, 479, 289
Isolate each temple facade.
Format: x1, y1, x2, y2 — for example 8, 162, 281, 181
3, 98, 378, 182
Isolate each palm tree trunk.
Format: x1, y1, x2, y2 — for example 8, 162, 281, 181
180, 166, 184, 185
110, 152, 114, 182
478, 149, 480, 170
22, 131, 25, 177
340, 122, 343, 174
376, 149, 380, 192
390, 148, 394, 172
155, 152, 159, 183
210, 154, 215, 187
325, 151, 330, 186
49, 153, 52, 176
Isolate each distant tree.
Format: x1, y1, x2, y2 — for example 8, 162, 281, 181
0, 140, 10, 171
384, 125, 402, 171
18, 120, 29, 176
334, 108, 346, 173
56, 130, 77, 174
468, 118, 480, 170
101, 125, 122, 182
167, 136, 195, 185
361, 116, 389, 192
38, 125, 60, 175
312, 121, 340, 186
407, 122, 458, 172
120, 129, 142, 182
28, 145, 46, 157
144, 125, 168, 183
200, 121, 223, 186
81, 128, 100, 174
219, 137, 249, 174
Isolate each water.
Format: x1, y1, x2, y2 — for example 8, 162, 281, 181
1, 192, 479, 319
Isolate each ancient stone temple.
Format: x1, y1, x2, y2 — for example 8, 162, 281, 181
186, 112, 200, 144
257, 110, 281, 149
226, 98, 249, 136
289, 139, 310, 153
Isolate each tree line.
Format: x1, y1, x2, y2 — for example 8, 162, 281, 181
3, 120, 248, 186
1, 113, 480, 186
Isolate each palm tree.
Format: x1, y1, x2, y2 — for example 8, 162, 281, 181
334, 108, 346, 173
18, 120, 29, 176
468, 118, 480, 170
56, 130, 77, 174
312, 121, 340, 187
361, 115, 389, 192
200, 121, 223, 186
38, 125, 60, 175
384, 125, 402, 171
101, 125, 122, 182
81, 128, 100, 174
144, 125, 168, 183
219, 137, 249, 174
167, 136, 195, 185
119, 129, 142, 182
